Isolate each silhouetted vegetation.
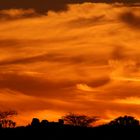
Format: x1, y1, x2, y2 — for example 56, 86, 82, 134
108, 115, 139, 127
31, 118, 40, 128
0, 110, 17, 128
62, 113, 99, 127
0, 111, 140, 139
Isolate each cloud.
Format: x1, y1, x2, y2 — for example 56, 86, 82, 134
114, 97, 140, 105
0, 9, 37, 20
0, 0, 139, 14
0, 52, 108, 66
0, 0, 87, 13
76, 77, 110, 92
77, 84, 97, 92
0, 71, 78, 98
0, 71, 111, 98
67, 15, 105, 28
0, 89, 79, 112
120, 11, 140, 29
87, 77, 111, 87
110, 46, 127, 60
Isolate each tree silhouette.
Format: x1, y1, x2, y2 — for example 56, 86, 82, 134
58, 119, 64, 125
40, 120, 49, 127
63, 113, 99, 127
31, 118, 40, 128
0, 110, 17, 128
109, 115, 139, 127
1, 120, 16, 128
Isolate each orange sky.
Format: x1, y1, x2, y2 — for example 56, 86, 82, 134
0, 3, 140, 126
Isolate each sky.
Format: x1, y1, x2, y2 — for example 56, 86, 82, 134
0, 1, 140, 126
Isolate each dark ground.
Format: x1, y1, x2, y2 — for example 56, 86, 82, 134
0, 126, 139, 140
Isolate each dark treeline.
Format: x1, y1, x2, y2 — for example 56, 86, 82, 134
0, 111, 140, 139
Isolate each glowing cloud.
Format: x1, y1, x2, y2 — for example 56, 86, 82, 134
114, 97, 140, 105
76, 84, 95, 92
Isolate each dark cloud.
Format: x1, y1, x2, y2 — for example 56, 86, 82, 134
0, 53, 77, 65
0, 71, 111, 98
87, 77, 110, 87
111, 46, 126, 60
95, 83, 140, 100
0, 53, 54, 65
76, 99, 140, 119
0, 52, 108, 66
0, 93, 78, 112
0, 9, 37, 20
0, 39, 20, 47
0, 72, 77, 98
0, 39, 36, 48
0, 0, 139, 14
120, 11, 140, 29
67, 15, 105, 28
0, 39, 74, 48
0, 0, 87, 13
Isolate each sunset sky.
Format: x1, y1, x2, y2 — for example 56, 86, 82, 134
0, 0, 140, 126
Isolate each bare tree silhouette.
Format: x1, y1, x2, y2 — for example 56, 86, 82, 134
63, 113, 99, 127
0, 110, 17, 128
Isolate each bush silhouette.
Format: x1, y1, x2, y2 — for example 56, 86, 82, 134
108, 115, 139, 127
63, 113, 99, 127
31, 118, 40, 128
40, 120, 49, 127
58, 119, 64, 125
